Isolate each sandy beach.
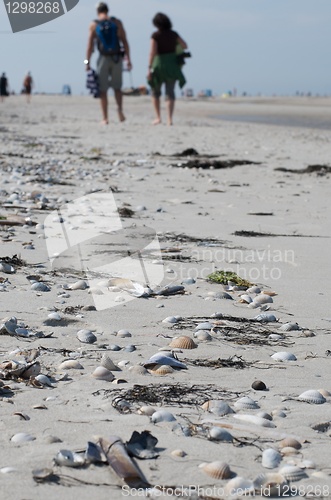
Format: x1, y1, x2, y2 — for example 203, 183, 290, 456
0, 95, 330, 499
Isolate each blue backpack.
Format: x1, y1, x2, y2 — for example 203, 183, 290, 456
95, 17, 121, 55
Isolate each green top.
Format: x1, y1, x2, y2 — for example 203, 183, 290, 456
149, 53, 186, 89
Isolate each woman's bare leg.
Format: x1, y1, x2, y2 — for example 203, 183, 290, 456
167, 98, 175, 126
152, 96, 161, 124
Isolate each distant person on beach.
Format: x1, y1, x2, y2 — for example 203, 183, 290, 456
148, 13, 188, 125
23, 72, 33, 103
85, 2, 132, 124
0, 73, 9, 102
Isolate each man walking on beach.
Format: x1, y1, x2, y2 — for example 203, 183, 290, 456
0, 73, 9, 102
23, 72, 33, 103
85, 2, 132, 124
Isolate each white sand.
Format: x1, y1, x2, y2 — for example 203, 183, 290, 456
0, 96, 330, 499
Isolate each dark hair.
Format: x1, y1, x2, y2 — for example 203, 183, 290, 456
153, 13, 172, 31
97, 2, 108, 14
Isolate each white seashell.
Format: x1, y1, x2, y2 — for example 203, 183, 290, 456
201, 400, 235, 416
246, 286, 261, 294
76, 329, 97, 344
35, 374, 54, 387
209, 427, 233, 442
272, 409, 286, 418
253, 473, 288, 496
195, 330, 212, 341
31, 282, 50, 292
117, 360, 130, 368
298, 390, 326, 404
92, 366, 114, 381
279, 322, 300, 331
54, 450, 85, 467
268, 334, 283, 340
233, 414, 276, 428
128, 365, 148, 376
162, 316, 178, 324
238, 294, 253, 304
0, 467, 18, 474
151, 410, 176, 423
48, 312, 62, 321
252, 294, 273, 305
254, 313, 277, 323
271, 351, 297, 362
14, 328, 32, 337
101, 354, 120, 371
11, 432, 35, 443
0, 262, 15, 274
171, 449, 187, 458
144, 353, 187, 369
58, 360, 84, 370
225, 477, 255, 497
199, 461, 233, 479
262, 448, 282, 469
281, 447, 300, 456
69, 280, 88, 290
279, 438, 301, 450
117, 329, 132, 338
138, 406, 156, 416
256, 411, 273, 421
279, 465, 307, 482
299, 460, 316, 469
195, 322, 213, 331
234, 396, 259, 410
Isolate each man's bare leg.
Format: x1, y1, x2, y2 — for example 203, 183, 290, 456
114, 89, 125, 122
152, 96, 161, 125
167, 98, 175, 126
100, 91, 108, 124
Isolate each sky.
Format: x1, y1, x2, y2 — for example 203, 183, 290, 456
0, 0, 331, 96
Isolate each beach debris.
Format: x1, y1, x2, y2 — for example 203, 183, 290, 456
54, 449, 85, 467
275, 164, 331, 175
76, 329, 97, 344
262, 448, 282, 469
207, 270, 252, 287
169, 336, 197, 349
298, 390, 326, 404
199, 461, 234, 479
92, 367, 115, 382
11, 433, 35, 443
271, 352, 297, 362
98, 436, 150, 488
126, 430, 159, 459
172, 158, 260, 170
152, 285, 185, 296
85, 442, 103, 464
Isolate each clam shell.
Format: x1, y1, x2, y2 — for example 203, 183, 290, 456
151, 409, 176, 423
117, 329, 132, 338
199, 461, 233, 479
195, 330, 212, 341
162, 316, 178, 324
234, 396, 259, 410
128, 365, 148, 375
100, 354, 120, 371
69, 280, 88, 290
31, 282, 50, 292
195, 322, 213, 331
169, 336, 197, 349
11, 432, 35, 443
54, 449, 85, 467
262, 449, 282, 469
138, 406, 156, 416
214, 291, 233, 300
271, 351, 297, 362
279, 465, 307, 482
298, 390, 326, 404
35, 374, 54, 387
281, 447, 300, 456
48, 312, 62, 321
58, 360, 84, 370
233, 414, 276, 428
225, 477, 255, 497
252, 294, 273, 305
279, 322, 300, 331
253, 473, 288, 496
171, 449, 187, 458
209, 427, 233, 442
144, 353, 187, 369
92, 366, 114, 381
0, 262, 15, 274
117, 360, 130, 368
254, 313, 277, 323
257, 411, 273, 421
246, 286, 261, 294
76, 329, 97, 344
268, 334, 283, 340
238, 294, 253, 304
252, 380, 267, 391
150, 364, 175, 376
201, 400, 234, 416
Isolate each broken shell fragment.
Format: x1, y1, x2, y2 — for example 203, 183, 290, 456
54, 449, 85, 467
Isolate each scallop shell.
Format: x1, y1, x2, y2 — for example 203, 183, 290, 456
150, 364, 175, 376
254, 313, 277, 323
279, 438, 301, 450
69, 280, 88, 290
252, 380, 267, 391
58, 359, 84, 370
100, 354, 120, 371
262, 449, 282, 469
298, 389, 326, 404
169, 336, 197, 349
199, 461, 233, 480
271, 351, 297, 362
92, 366, 114, 381
151, 409, 176, 423
117, 329, 132, 338
201, 400, 235, 416
253, 473, 288, 496
171, 449, 187, 458
76, 329, 97, 344
31, 282, 50, 292
11, 432, 36, 443
279, 465, 307, 482
209, 427, 233, 442
233, 414, 276, 428
225, 477, 255, 497
128, 365, 148, 376
279, 322, 300, 331
234, 396, 259, 410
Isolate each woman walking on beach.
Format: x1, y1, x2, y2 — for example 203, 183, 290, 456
148, 13, 188, 126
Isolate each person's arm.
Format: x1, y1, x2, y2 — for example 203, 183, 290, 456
85, 22, 96, 70
117, 20, 132, 70
147, 38, 157, 79
177, 35, 188, 50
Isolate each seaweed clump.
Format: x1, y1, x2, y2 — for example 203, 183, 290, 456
207, 270, 253, 287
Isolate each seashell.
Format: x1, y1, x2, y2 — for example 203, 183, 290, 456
246, 286, 261, 294
123, 344, 136, 352
11, 432, 35, 443
214, 291, 233, 300
238, 294, 253, 304
257, 411, 273, 421
195, 322, 213, 331
35, 374, 54, 387
117, 360, 130, 368
171, 449, 187, 458
262, 291, 277, 296
199, 461, 233, 479
262, 449, 282, 469
150, 364, 175, 376
254, 313, 277, 323
253, 473, 288, 496
233, 414, 276, 428
279, 322, 300, 331
101, 354, 120, 371
279, 438, 302, 450
21, 362, 41, 379
69, 280, 88, 290
281, 447, 300, 456
195, 330, 212, 341
47, 312, 62, 321
32, 468, 54, 481
109, 344, 121, 351
234, 396, 259, 410
0, 467, 18, 474
169, 336, 197, 349
138, 406, 156, 416
116, 329, 132, 338
272, 409, 286, 418
92, 366, 114, 382
279, 465, 307, 482
182, 278, 195, 285
3, 319, 18, 335
252, 380, 267, 391
268, 334, 283, 340
76, 329, 97, 344
58, 360, 84, 370
112, 378, 127, 384
225, 477, 255, 497
210, 312, 223, 319
151, 409, 176, 423
201, 400, 235, 416
162, 316, 178, 324
298, 389, 326, 404
128, 365, 148, 376
13, 412, 30, 421
144, 353, 187, 370
317, 388, 331, 398
299, 460, 316, 469
271, 351, 297, 362
0, 262, 15, 274
14, 328, 32, 337
31, 282, 50, 292
209, 427, 233, 442
54, 449, 85, 467
252, 294, 273, 305
42, 435, 62, 444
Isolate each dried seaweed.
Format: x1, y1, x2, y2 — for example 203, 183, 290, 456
171, 159, 260, 170
275, 164, 331, 176
0, 254, 25, 267
233, 230, 325, 238
187, 355, 252, 369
